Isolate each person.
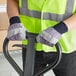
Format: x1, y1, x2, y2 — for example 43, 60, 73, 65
7, 0, 76, 76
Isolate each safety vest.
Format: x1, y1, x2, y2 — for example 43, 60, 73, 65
19, 0, 76, 53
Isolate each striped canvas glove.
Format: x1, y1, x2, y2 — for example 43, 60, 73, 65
7, 16, 27, 41
36, 22, 68, 46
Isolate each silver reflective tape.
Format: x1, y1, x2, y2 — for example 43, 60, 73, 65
43, 13, 64, 22
20, 0, 74, 21
63, 0, 74, 20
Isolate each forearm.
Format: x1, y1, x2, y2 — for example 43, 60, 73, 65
64, 14, 76, 30
7, 0, 19, 19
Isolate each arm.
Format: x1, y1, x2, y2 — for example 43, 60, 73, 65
37, 14, 76, 46
64, 14, 76, 30
7, 0, 26, 41
7, 0, 76, 30
7, 0, 19, 19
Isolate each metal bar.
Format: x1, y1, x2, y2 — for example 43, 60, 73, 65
23, 33, 37, 76
34, 43, 62, 76
3, 38, 23, 76
3, 33, 62, 76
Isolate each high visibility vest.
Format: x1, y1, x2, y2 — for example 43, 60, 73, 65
19, 0, 76, 53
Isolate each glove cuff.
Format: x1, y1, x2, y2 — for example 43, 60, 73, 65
9, 16, 21, 25
53, 22, 68, 34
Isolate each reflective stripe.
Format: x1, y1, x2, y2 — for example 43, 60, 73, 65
20, 0, 41, 18
43, 13, 64, 22
63, 0, 74, 19
43, 0, 74, 21
20, 0, 74, 22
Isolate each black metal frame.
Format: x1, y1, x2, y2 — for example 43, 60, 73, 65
3, 33, 62, 76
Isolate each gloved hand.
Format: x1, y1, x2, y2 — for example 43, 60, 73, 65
36, 22, 68, 46
7, 16, 26, 41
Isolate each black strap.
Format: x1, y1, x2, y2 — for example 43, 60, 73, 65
23, 33, 37, 76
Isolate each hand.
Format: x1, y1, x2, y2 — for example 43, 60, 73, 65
36, 28, 61, 46
7, 23, 26, 41
36, 22, 68, 46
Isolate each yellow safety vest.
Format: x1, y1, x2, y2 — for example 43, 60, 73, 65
19, 0, 76, 53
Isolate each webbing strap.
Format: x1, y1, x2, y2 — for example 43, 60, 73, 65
20, 0, 74, 21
